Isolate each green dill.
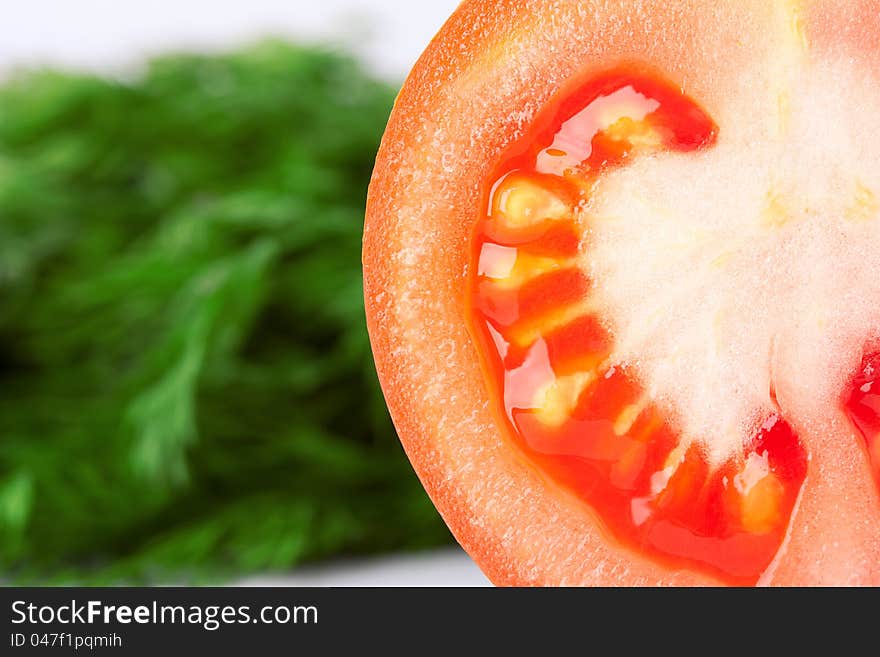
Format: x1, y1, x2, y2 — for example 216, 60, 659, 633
0, 41, 451, 583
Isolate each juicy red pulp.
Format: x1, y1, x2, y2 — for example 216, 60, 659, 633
845, 351, 880, 485
467, 68, 811, 584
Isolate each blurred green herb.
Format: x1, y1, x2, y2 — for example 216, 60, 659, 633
0, 41, 451, 582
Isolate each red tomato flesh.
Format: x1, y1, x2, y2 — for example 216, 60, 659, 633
845, 351, 880, 485
468, 69, 810, 585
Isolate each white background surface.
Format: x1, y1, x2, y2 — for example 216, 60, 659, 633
1, 0, 488, 586
0, 0, 460, 81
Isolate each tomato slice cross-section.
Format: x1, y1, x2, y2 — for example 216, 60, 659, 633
364, 0, 880, 586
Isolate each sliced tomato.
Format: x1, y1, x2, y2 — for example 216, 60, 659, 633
365, 0, 880, 585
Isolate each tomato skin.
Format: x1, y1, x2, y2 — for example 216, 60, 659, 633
364, 0, 880, 586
